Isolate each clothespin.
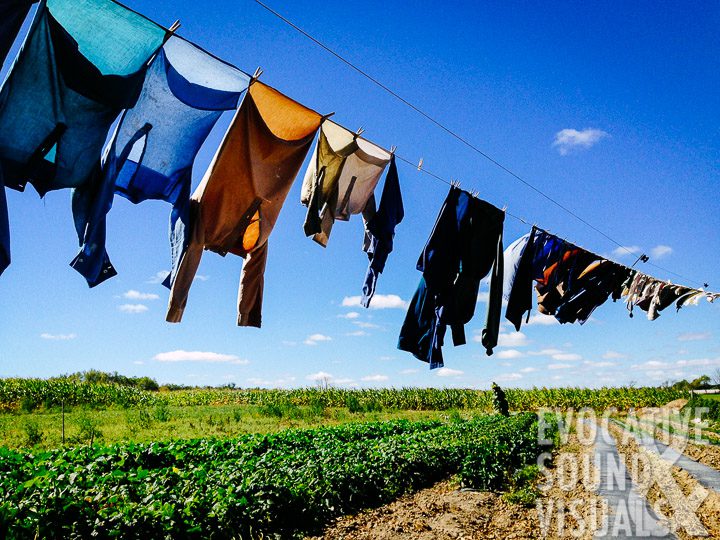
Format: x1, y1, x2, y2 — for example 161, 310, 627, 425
390, 145, 397, 155
501, 204, 508, 211
354, 127, 365, 138
321, 112, 335, 122
249, 67, 264, 85
417, 158, 423, 171
168, 20, 181, 33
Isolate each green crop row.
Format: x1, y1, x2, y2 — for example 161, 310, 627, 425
0, 415, 553, 539
0, 378, 688, 412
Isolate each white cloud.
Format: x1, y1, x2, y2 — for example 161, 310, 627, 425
497, 349, 525, 359
678, 332, 711, 342
333, 377, 356, 385
631, 360, 670, 369
147, 271, 170, 284
525, 313, 559, 326
306, 371, 335, 382
584, 360, 618, 368
553, 128, 608, 155
548, 363, 573, 370
40, 333, 77, 340
611, 246, 642, 258
153, 350, 249, 364
247, 376, 296, 387
676, 357, 720, 368
476, 291, 489, 303
495, 373, 523, 382
361, 374, 389, 382
345, 330, 369, 337
602, 350, 627, 360
304, 334, 332, 346
338, 312, 360, 319
551, 353, 582, 361
400, 368, 419, 375
123, 290, 160, 301
519, 367, 538, 373
436, 367, 464, 377
194, 275, 210, 282
342, 294, 408, 310
528, 348, 563, 356
118, 304, 148, 314
353, 321, 381, 329
650, 245, 673, 260
133, 360, 144, 365
494, 332, 529, 348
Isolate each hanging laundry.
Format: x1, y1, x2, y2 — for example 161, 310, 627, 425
166, 81, 322, 326
0, 0, 166, 277
360, 155, 403, 307
70, 36, 250, 287
0, 1, 35, 67
300, 120, 391, 247
502, 228, 535, 331
398, 187, 504, 368
535, 246, 600, 317
553, 259, 631, 324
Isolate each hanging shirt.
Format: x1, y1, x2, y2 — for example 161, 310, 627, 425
398, 187, 505, 368
0, 1, 35, 67
166, 81, 322, 326
360, 155, 403, 307
535, 247, 600, 316
300, 120, 391, 247
70, 36, 250, 287
0, 0, 166, 277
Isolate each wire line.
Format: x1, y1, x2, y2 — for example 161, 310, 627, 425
252, 0, 709, 289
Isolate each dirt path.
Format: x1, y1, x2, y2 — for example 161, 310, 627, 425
309, 426, 602, 540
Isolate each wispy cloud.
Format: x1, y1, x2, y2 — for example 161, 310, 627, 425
650, 245, 672, 259
400, 368, 419, 375
338, 312, 360, 319
495, 372, 523, 382
436, 367, 464, 377
361, 374, 389, 382
519, 367, 538, 373
551, 353, 582, 361
611, 246, 641, 258
678, 332, 711, 342
548, 363, 573, 370
304, 334, 332, 346
345, 330, 369, 337
553, 128, 608, 155
147, 271, 170, 284
247, 376, 296, 387
353, 321, 381, 329
496, 349, 525, 359
528, 348, 563, 357
123, 290, 159, 301
118, 304, 148, 314
525, 314, 559, 326
584, 360, 618, 368
602, 350, 627, 360
194, 275, 210, 282
40, 332, 77, 340
342, 294, 408, 310
153, 350, 249, 364
306, 371, 335, 382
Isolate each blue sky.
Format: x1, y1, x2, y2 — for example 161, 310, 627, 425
1, 0, 718, 389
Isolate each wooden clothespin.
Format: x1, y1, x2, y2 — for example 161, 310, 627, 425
168, 20, 181, 33
417, 158, 423, 171
354, 127, 365, 137
321, 112, 335, 122
390, 145, 397, 155
249, 67, 264, 84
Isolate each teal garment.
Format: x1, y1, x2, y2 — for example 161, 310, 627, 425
0, 0, 166, 195
0, 0, 165, 279
71, 36, 249, 287
0, 1, 35, 68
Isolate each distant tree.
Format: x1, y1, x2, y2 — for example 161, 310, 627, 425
690, 375, 711, 389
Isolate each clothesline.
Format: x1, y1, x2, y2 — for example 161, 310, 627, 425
251, 0, 711, 291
